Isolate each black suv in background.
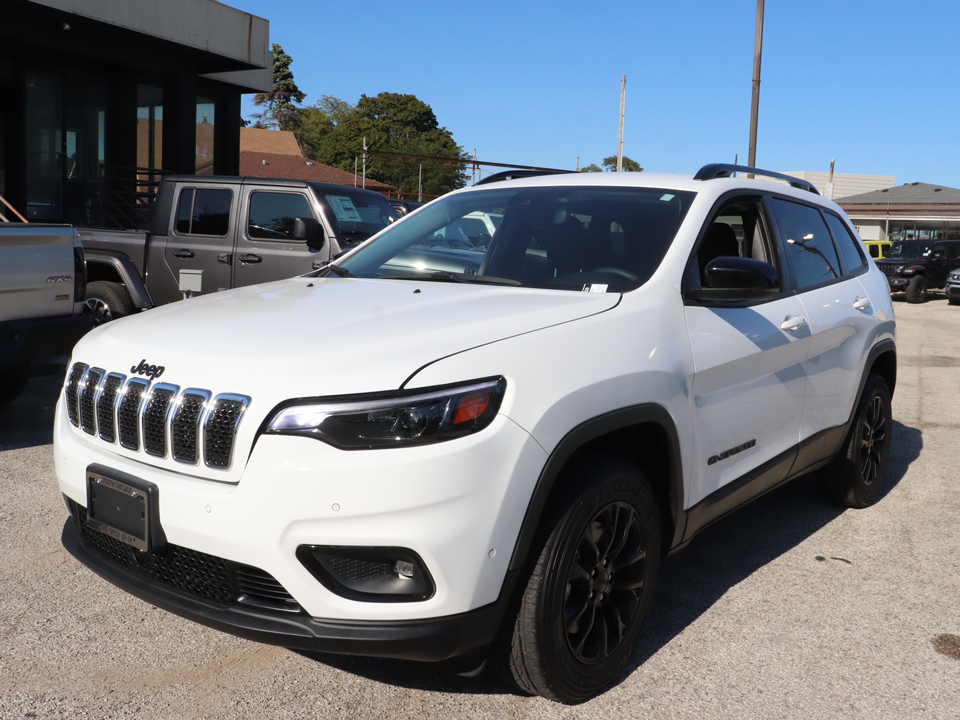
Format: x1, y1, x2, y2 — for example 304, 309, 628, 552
876, 239, 960, 302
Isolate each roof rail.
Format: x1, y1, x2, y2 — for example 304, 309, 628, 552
694, 163, 820, 195
475, 168, 575, 186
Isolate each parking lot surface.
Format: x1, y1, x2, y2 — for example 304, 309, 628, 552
1, 297, 959, 719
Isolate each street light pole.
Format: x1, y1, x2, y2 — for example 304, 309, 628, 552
747, 0, 764, 176
617, 75, 626, 172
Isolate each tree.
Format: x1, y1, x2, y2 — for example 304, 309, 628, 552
310, 92, 468, 196
250, 44, 306, 131
580, 164, 602, 172
602, 155, 643, 172
296, 96, 356, 160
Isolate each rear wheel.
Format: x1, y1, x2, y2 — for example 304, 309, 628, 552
905, 275, 928, 303
818, 373, 893, 508
495, 456, 661, 703
84, 281, 135, 325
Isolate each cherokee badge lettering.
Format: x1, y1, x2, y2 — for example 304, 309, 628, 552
708, 439, 757, 466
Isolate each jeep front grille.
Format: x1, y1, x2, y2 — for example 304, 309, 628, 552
65, 362, 250, 471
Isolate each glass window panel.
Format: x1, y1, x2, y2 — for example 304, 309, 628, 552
824, 212, 866, 275
175, 187, 231, 236
770, 198, 841, 290
248, 192, 312, 239
196, 97, 215, 175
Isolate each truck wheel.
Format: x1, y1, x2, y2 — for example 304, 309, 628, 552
818, 373, 893, 508
494, 456, 661, 703
905, 275, 928, 303
85, 281, 135, 325
0, 365, 29, 407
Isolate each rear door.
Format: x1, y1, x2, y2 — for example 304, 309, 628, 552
769, 198, 876, 466
233, 188, 327, 288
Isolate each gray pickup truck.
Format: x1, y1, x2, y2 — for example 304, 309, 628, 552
81, 176, 399, 322
0, 224, 91, 405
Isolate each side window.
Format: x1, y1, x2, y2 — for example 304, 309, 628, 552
174, 187, 232, 236
868, 244, 880, 259
824, 212, 866, 275
694, 197, 778, 287
770, 197, 840, 291
948, 244, 960, 261
248, 192, 313, 240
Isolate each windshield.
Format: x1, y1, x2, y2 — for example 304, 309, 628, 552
336, 185, 694, 292
887, 242, 933, 258
312, 186, 398, 240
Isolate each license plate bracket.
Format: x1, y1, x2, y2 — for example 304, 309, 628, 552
86, 465, 165, 553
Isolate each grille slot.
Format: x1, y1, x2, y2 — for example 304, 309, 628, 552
143, 384, 178, 458
65, 363, 88, 427
97, 373, 125, 443
171, 390, 210, 464
204, 395, 250, 469
70, 500, 298, 611
118, 379, 149, 450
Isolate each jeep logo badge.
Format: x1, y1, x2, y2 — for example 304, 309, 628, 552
131, 359, 165, 380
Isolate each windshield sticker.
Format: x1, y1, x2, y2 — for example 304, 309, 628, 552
327, 196, 363, 222
583, 284, 609, 293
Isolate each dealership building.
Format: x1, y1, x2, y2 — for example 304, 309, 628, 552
0, 0, 271, 227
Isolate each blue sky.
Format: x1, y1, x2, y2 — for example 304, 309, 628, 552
231, 0, 960, 188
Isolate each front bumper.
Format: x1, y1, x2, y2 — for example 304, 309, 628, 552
885, 276, 908, 291
61, 515, 513, 661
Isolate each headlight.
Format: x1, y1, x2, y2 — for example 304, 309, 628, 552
265, 378, 506, 449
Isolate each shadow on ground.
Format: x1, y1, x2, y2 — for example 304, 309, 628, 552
296, 420, 923, 698
0, 362, 67, 451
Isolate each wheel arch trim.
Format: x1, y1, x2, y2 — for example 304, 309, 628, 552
507, 404, 685, 573
84, 250, 153, 309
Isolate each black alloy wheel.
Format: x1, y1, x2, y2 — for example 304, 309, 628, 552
564, 501, 646, 664
494, 456, 661, 703
818, 373, 893, 508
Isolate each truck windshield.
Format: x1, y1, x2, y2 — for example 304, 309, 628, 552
312, 187, 398, 242
887, 243, 932, 258
336, 185, 695, 292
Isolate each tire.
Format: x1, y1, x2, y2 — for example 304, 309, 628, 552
818, 373, 893, 508
0, 365, 29, 407
495, 456, 661, 703
84, 281, 135, 325
905, 275, 928, 303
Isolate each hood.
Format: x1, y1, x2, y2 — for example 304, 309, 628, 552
73, 276, 619, 405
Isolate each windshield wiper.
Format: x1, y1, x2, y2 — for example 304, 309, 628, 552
314, 263, 357, 278
381, 271, 521, 286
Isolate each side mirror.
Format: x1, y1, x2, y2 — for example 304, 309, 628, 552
294, 217, 325, 250
690, 256, 780, 301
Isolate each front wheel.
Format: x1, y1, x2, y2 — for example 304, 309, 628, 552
905, 275, 928, 303
495, 456, 661, 703
818, 373, 893, 508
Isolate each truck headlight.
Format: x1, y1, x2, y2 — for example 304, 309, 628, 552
265, 377, 506, 449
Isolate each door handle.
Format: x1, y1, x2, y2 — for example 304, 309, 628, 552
853, 296, 872, 312
238, 254, 262, 264
218, 253, 231, 265
780, 315, 808, 333
172, 249, 194, 259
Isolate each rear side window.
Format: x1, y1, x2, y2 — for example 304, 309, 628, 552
770, 197, 841, 290
175, 188, 232, 236
824, 212, 866, 275
248, 192, 313, 240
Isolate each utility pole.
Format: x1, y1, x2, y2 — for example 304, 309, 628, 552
747, 0, 764, 176
826, 158, 836, 200
617, 75, 626, 172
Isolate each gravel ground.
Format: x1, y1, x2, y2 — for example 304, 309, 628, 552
1, 296, 959, 719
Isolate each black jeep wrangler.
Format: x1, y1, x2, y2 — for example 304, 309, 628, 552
875, 239, 960, 302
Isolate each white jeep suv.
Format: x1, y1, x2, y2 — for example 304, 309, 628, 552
54, 164, 896, 703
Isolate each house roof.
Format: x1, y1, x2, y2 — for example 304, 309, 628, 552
239, 151, 396, 194
239, 128, 303, 156
837, 182, 960, 218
